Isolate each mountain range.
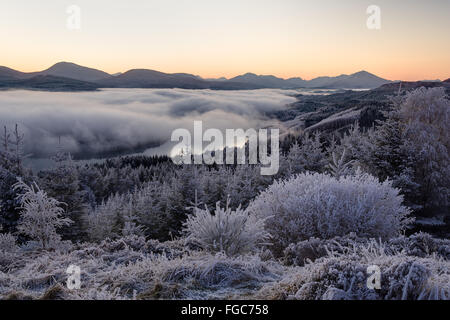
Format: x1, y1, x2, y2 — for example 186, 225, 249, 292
0, 61, 418, 91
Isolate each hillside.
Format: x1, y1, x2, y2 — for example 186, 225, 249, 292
274, 80, 450, 134
97, 69, 209, 89
0, 75, 99, 91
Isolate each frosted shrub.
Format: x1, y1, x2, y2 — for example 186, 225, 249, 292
260, 239, 449, 300
183, 201, 270, 256
13, 179, 73, 249
248, 172, 413, 255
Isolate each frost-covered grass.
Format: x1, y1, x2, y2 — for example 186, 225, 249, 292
0, 233, 448, 300
0, 236, 285, 300
259, 235, 449, 300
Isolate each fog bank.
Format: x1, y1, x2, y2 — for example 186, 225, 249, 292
0, 88, 295, 159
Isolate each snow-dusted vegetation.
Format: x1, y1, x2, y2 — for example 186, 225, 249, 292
183, 200, 270, 257
247, 171, 412, 255
0, 87, 449, 300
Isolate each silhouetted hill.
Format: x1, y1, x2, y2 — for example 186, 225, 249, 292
97, 69, 208, 89
0, 62, 395, 90
39, 62, 111, 82
97, 69, 261, 90
0, 75, 99, 91
0, 66, 34, 80
303, 71, 390, 89
226, 71, 389, 89
229, 73, 303, 88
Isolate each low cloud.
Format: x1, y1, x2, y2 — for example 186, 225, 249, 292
0, 88, 295, 159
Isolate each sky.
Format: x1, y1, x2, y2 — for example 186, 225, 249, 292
1, 0, 449, 81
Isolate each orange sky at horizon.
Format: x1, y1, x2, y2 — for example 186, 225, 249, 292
1, 0, 449, 81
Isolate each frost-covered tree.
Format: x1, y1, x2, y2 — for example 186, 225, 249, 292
327, 149, 355, 178
87, 193, 127, 241
283, 132, 327, 175
0, 125, 30, 235
13, 179, 73, 249
131, 180, 184, 240
38, 151, 88, 241
0, 124, 27, 176
199, 167, 228, 209
87, 179, 185, 242
362, 109, 420, 209
225, 165, 272, 209
398, 87, 450, 208
0, 166, 22, 234
335, 122, 372, 168
183, 199, 270, 256
248, 171, 413, 256
359, 87, 449, 211
176, 165, 204, 208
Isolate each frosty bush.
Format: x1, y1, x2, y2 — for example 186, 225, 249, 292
248, 172, 413, 255
183, 201, 270, 256
13, 180, 73, 249
260, 238, 450, 300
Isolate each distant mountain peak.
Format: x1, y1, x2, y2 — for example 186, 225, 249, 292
352, 70, 371, 76
349, 71, 383, 79
52, 61, 78, 67
41, 61, 111, 82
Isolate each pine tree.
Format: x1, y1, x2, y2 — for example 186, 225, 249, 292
0, 125, 28, 176
327, 149, 355, 178
0, 166, 22, 234
284, 132, 327, 175
0, 125, 30, 235
37, 151, 88, 242
398, 87, 450, 209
